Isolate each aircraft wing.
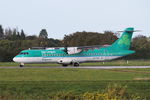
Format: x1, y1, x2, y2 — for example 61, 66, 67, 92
31, 45, 110, 55
77, 45, 110, 50
63, 45, 110, 55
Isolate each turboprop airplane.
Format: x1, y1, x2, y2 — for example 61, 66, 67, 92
13, 27, 136, 67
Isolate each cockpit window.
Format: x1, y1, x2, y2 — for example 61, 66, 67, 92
19, 52, 29, 55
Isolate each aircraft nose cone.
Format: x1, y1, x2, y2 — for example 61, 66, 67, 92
13, 57, 18, 62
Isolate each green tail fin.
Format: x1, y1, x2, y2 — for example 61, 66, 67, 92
110, 27, 134, 50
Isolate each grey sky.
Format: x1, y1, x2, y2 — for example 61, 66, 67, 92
0, 0, 150, 39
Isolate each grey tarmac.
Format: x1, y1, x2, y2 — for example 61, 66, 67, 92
0, 66, 150, 69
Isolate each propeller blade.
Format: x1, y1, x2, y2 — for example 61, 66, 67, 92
64, 46, 68, 54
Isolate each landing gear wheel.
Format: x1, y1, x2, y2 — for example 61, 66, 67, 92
20, 63, 24, 67
73, 63, 79, 67
62, 64, 68, 67
20, 65, 24, 67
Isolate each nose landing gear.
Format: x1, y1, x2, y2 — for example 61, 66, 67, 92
20, 63, 24, 67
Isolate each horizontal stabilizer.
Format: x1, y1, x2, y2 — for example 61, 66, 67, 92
117, 30, 141, 33
110, 27, 135, 50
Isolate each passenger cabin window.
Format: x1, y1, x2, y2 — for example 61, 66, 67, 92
19, 52, 29, 55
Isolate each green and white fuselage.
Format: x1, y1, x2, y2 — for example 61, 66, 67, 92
13, 28, 135, 66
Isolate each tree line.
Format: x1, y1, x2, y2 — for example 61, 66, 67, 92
0, 25, 149, 62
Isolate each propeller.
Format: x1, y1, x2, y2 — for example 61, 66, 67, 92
64, 46, 68, 54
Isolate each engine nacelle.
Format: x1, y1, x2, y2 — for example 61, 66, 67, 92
67, 47, 82, 54
58, 58, 73, 64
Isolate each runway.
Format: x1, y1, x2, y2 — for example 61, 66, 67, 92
0, 66, 150, 69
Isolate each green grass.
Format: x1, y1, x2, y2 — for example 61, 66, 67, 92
0, 67, 150, 99
0, 68, 150, 81
81, 60, 150, 66
0, 81, 149, 99
0, 68, 150, 89
0, 62, 60, 67
0, 60, 150, 67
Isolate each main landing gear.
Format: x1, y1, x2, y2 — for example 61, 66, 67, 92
62, 64, 68, 67
73, 62, 79, 67
62, 62, 80, 67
